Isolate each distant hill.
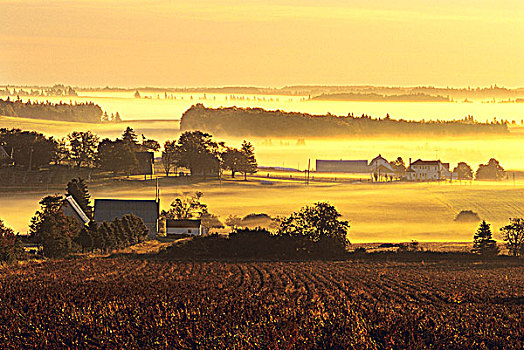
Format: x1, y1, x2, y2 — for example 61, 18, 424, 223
311, 92, 450, 102
180, 104, 508, 137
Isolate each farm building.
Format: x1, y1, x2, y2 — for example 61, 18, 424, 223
406, 160, 452, 181
60, 196, 90, 226
369, 154, 395, 175
94, 199, 159, 238
316, 159, 369, 173
166, 219, 206, 236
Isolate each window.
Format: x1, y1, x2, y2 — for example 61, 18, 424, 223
188, 229, 192, 233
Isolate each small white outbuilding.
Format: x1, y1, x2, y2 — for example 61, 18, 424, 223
166, 219, 206, 236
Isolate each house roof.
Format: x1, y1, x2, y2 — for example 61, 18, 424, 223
94, 199, 159, 223
410, 159, 442, 166
63, 196, 90, 225
166, 219, 202, 228
370, 154, 388, 164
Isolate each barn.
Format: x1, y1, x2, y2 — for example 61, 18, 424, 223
94, 199, 159, 238
316, 159, 369, 173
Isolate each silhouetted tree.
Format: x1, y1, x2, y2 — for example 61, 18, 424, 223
0, 219, 23, 263
0, 128, 57, 169
389, 157, 406, 177
161, 140, 178, 176
175, 131, 220, 177
97, 139, 138, 175
500, 218, 524, 257
454, 162, 473, 180
472, 221, 499, 256
476, 158, 505, 180
221, 147, 244, 178
68, 131, 99, 167
52, 137, 70, 165
122, 127, 139, 149
161, 191, 208, 220
278, 202, 350, 248
30, 198, 80, 258
141, 134, 160, 151
239, 140, 257, 180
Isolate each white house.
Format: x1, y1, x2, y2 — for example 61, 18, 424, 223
166, 219, 206, 236
406, 160, 452, 181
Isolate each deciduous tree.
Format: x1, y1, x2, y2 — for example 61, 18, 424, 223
500, 218, 524, 257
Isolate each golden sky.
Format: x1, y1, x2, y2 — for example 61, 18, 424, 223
1, 0, 523, 87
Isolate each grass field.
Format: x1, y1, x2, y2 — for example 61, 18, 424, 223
0, 257, 522, 349
2, 176, 524, 243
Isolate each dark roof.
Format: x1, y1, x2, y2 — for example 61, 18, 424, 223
166, 219, 201, 228
411, 159, 442, 166
94, 199, 159, 223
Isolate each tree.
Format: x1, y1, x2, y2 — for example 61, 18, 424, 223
68, 131, 99, 167
134, 90, 141, 98
454, 162, 473, 180
239, 141, 257, 180
175, 131, 220, 177
161, 140, 178, 176
476, 158, 505, 180
51, 137, 70, 165
221, 147, 244, 178
500, 218, 524, 257
0, 128, 57, 169
0, 219, 23, 263
97, 139, 138, 175
472, 221, 499, 256
66, 178, 93, 219
278, 202, 350, 248
389, 157, 406, 177
141, 134, 160, 152
122, 127, 139, 149
161, 191, 208, 220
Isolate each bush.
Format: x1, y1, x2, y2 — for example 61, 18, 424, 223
0, 219, 24, 263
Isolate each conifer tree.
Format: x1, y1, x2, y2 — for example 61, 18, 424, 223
472, 220, 499, 256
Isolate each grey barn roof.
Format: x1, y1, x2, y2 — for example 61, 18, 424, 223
94, 199, 159, 223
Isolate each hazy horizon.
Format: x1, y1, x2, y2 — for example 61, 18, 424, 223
2, 0, 523, 87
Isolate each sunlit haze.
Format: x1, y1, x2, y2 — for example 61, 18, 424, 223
2, 0, 524, 87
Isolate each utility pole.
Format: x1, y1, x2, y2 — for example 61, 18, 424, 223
307, 158, 311, 186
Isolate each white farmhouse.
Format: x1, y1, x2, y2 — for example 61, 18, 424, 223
406, 160, 452, 181
369, 154, 395, 180
166, 219, 206, 236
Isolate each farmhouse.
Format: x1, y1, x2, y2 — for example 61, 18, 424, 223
60, 195, 90, 226
166, 219, 206, 236
406, 160, 452, 181
94, 199, 159, 238
316, 159, 369, 173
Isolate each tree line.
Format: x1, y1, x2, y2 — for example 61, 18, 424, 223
162, 130, 257, 178
0, 127, 257, 179
180, 104, 509, 137
0, 97, 105, 123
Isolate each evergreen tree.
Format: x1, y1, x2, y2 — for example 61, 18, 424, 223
239, 140, 257, 180
472, 220, 499, 256
122, 127, 139, 149
66, 178, 93, 219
